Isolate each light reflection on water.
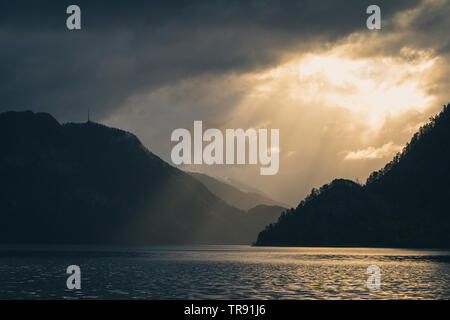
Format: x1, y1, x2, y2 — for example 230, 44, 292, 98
0, 245, 449, 299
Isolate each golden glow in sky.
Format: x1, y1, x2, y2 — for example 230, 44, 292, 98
250, 46, 436, 128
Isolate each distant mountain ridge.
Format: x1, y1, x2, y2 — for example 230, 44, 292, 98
188, 172, 287, 211
0, 110, 282, 245
256, 104, 450, 248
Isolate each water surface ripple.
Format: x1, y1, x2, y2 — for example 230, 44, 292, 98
0, 245, 449, 299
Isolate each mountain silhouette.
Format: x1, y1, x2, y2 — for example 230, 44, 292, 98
255, 103, 450, 248
0, 111, 282, 245
188, 171, 287, 210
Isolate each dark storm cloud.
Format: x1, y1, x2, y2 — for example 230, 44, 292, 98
0, 0, 420, 121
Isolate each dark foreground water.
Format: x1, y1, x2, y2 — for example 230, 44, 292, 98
0, 245, 449, 299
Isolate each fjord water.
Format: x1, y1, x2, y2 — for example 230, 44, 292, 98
0, 245, 449, 299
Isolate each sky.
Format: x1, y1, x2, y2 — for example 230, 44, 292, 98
1, 0, 449, 206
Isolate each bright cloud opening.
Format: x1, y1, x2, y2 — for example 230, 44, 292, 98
248, 45, 436, 128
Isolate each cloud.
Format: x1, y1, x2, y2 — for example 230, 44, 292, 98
0, 0, 421, 122
344, 142, 403, 160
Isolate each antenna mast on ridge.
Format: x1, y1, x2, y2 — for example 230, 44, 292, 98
88, 108, 90, 123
